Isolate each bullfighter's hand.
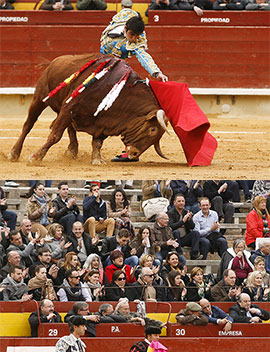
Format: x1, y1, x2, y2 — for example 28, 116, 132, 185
156, 72, 168, 82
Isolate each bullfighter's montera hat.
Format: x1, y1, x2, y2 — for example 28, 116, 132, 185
149, 80, 218, 167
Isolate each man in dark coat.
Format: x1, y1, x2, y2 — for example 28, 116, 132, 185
132, 267, 164, 302
66, 221, 99, 264
129, 326, 162, 352
101, 228, 138, 267
52, 181, 83, 235
64, 301, 100, 337
167, 194, 202, 260
229, 293, 270, 323
28, 299, 62, 337
211, 269, 241, 301
203, 180, 234, 224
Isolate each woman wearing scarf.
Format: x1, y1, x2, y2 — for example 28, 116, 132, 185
26, 182, 55, 238
186, 266, 212, 301
245, 196, 270, 249
28, 265, 57, 301
217, 239, 254, 284
83, 269, 105, 301
107, 188, 135, 238
242, 270, 270, 301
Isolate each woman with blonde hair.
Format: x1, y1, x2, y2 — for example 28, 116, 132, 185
245, 196, 270, 249
253, 256, 270, 287
26, 182, 55, 238
243, 270, 270, 301
45, 223, 72, 260
186, 266, 212, 301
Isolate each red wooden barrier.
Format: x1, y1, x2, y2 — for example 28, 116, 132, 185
39, 323, 145, 337
167, 322, 270, 337
0, 10, 269, 88
1, 301, 270, 313
148, 10, 270, 26
1, 337, 270, 352
0, 10, 116, 25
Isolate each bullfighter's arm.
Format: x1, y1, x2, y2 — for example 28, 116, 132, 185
134, 47, 161, 77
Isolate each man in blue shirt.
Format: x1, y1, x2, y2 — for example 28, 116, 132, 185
193, 197, 228, 259
199, 298, 233, 332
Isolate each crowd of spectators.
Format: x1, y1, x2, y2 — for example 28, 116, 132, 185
0, 180, 269, 335
0, 179, 269, 340
2, 0, 269, 11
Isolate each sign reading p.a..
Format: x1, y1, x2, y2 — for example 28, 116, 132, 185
111, 326, 120, 333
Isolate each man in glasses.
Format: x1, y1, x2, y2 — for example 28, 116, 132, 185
132, 267, 164, 301
65, 302, 100, 337
57, 269, 92, 302
28, 299, 62, 337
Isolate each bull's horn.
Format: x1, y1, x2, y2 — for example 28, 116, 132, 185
154, 141, 168, 160
157, 110, 170, 135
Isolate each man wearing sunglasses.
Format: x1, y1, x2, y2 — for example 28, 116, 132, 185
132, 267, 163, 302
57, 269, 92, 302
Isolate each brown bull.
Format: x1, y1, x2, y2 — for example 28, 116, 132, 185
9, 53, 169, 165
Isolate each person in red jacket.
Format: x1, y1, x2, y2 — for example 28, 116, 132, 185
105, 249, 136, 283
245, 196, 270, 249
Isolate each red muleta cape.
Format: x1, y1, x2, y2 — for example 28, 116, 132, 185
149, 81, 217, 167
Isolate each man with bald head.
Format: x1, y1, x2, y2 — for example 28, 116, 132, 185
199, 298, 233, 332
0, 250, 27, 279
229, 293, 270, 323
28, 298, 62, 337
19, 219, 36, 245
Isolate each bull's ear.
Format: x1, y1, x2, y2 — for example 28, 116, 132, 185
145, 111, 158, 121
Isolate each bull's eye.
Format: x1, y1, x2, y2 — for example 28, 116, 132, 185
149, 127, 157, 135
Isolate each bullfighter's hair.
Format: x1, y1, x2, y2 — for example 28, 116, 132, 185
126, 16, 144, 35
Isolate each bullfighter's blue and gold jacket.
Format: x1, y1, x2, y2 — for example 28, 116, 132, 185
100, 9, 160, 77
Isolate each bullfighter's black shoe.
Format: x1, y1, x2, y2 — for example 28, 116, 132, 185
111, 151, 139, 162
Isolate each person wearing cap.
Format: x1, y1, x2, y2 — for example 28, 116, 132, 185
129, 325, 162, 352
56, 315, 87, 352
175, 302, 208, 325
121, 0, 133, 8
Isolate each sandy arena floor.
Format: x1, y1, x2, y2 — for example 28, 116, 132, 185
0, 115, 269, 180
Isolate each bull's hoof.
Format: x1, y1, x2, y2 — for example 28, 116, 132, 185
29, 154, 43, 164
91, 158, 107, 165
8, 151, 20, 162
64, 149, 78, 159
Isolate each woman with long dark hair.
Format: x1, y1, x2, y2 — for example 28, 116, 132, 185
165, 270, 187, 301
26, 182, 55, 238
107, 188, 135, 237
